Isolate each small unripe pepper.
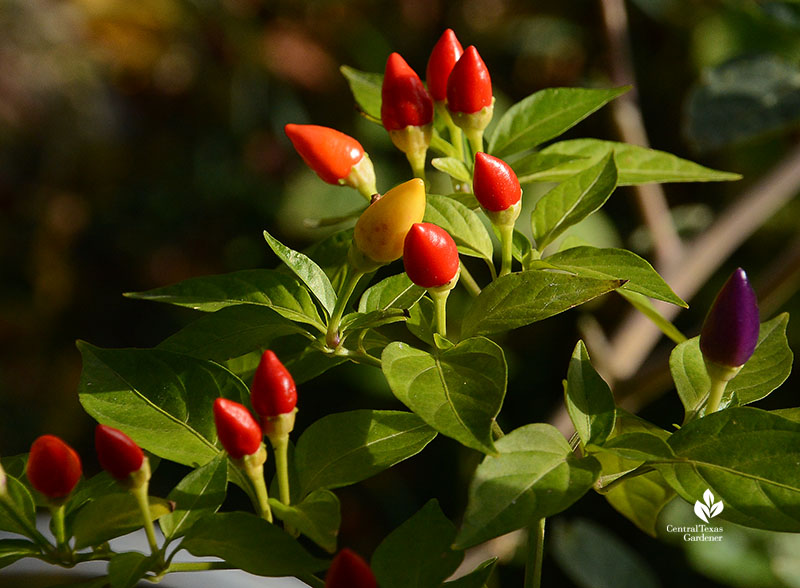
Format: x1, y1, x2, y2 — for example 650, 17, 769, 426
426, 29, 463, 103
325, 548, 377, 588
700, 268, 760, 369
284, 124, 377, 199
95, 424, 145, 481
353, 178, 427, 266
447, 45, 494, 143
403, 223, 460, 289
26, 435, 82, 499
381, 53, 433, 179
213, 398, 263, 460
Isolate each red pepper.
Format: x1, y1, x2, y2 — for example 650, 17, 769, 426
26, 435, 82, 499
251, 350, 297, 419
325, 548, 377, 588
426, 29, 463, 103
213, 398, 262, 459
95, 425, 144, 481
473, 152, 521, 212
381, 53, 434, 131
284, 124, 376, 198
446, 45, 493, 115
403, 223, 460, 288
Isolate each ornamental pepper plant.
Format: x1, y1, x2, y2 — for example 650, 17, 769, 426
1, 29, 798, 588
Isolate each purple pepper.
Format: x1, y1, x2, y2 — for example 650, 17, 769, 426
699, 268, 760, 368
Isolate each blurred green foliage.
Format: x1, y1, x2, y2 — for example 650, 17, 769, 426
1, 0, 799, 586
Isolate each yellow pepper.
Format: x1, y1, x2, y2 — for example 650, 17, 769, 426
353, 178, 426, 264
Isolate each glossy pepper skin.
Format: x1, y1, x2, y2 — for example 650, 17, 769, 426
381, 53, 434, 131
403, 223, 460, 288
26, 435, 82, 499
251, 350, 297, 418
353, 178, 427, 264
213, 398, 262, 460
426, 29, 463, 103
700, 268, 760, 368
325, 548, 377, 588
95, 425, 144, 480
446, 45, 492, 115
284, 124, 376, 198
473, 152, 521, 212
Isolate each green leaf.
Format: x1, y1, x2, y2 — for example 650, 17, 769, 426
564, 341, 616, 448
295, 410, 437, 497
686, 55, 800, 151
182, 511, 327, 576
269, 490, 340, 553
125, 269, 324, 330
593, 410, 674, 537
655, 407, 800, 532
454, 424, 600, 549
340, 65, 382, 122
358, 273, 425, 314
511, 151, 583, 184
158, 305, 312, 363
488, 86, 629, 157
160, 452, 228, 539
264, 230, 337, 317
601, 432, 674, 462
552, 518, 660, 588
108, 552, 153, 588
0, 539, 39, 570
511, 230, 533, 267
372, 500, 463, 588
531, 153, 618, 250
382, 338, 506, 455
540, 246, 686, 307
303, 228, 354, 291
669, 314, 792, 423
425, 194, 494, 261
0, 475, 36, 537
72, 493, 172, 549
616, 290, 687, 344
443, 558, 498, 588
341, 309, 409, 335
77, 343, 249, 466
461, 270, 623, 338
538, 139, 741, 184
431, 158, 472, 183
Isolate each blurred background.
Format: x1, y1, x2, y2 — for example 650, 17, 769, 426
2, 0, 800, 586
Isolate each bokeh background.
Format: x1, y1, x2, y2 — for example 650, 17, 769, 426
2, 0, 800, 586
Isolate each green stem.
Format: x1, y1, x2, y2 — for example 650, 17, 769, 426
49, 503, 68, 555
326, 268, 365, 349
596, 465, 655, 494
407, 149, 428, 184
246, 463, 273, 523
430, 288, 451, 337
704, 360, 741, 414
459, 264, 481, 297
131, 484, 160, 560
273, 436, 292, 506
524, 518, 546, 588
491, 421, 505, 440
465, 128, 484, 159
499, 223, 515, 277
437, 104, 464, 162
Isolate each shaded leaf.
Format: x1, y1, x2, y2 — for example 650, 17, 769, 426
109, 552, 152, 588
461, 271, 623, 338
425, 194, 494, 261
269, 490, 341, 553
531, 153, 618, 250
340, 65, 382, 122
372, 500, 463, 588
454, 424, 600, 548
182, 512, 327, 576
358, 273, 425, 314
432, 158, 472, 183
564, 341, 616, 448
382, 338, 506, 455
295, 410, 437, 497
72, 493, 171, 550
